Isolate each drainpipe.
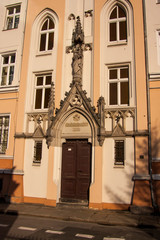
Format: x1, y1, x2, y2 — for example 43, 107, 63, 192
142, 0, 157, 211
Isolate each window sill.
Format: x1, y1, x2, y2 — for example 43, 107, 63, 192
0, 155, 13, 159
0, 85, 19, 93
107, 41, 127, 47
32, 162, 41, 166
114, 165, 125, 168
107, 105, 130, 109
32, 109, 48, 113
2, 28, 18, 31
36, 51, 52, 57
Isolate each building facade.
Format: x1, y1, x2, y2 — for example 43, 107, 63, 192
143, 0, 160, 209
0, 0, 28, 202
0, 0, 159, 211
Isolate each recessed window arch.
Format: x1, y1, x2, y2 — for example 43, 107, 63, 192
109, 4, 127, 42
39, 17, 55, 52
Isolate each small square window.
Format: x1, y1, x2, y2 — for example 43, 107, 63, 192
114, 140, 124, 165
5, 5, 21, 30
33, 141, 42, 164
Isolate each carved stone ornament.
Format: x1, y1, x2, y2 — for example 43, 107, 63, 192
68, 13, 75, 20
46, 17, 106, 147
70, 93, 82, 106
84, 10, 93, 17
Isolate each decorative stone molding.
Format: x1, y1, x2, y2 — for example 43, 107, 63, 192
104, 108, 136, 136
26, 112, 48, 135
84, 10, 93, 17
68, 13, 75, 20
84, 43, 92, 51
66, 46, 73, 54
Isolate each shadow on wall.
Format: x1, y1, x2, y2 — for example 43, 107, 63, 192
0, 167, 19, 239
104, 131, 160, 212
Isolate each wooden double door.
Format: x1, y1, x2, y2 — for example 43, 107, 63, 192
61, 140, 91, 201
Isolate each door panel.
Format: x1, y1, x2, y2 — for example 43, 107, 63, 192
76, 142, 91, 199
61, 142, 76, 199
61, 140, 91, 201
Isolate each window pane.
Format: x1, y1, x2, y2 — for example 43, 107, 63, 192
1, 67, 8, 85
110, 83, 117, 105
11, 54, 15, 63
9, 66, 14, 85
7, 17, 13, 29
46, 75, 52, 85
120, 21, 127, 40
118, 6, 126, 18
48, 32, 54, 50
42, 20, 48, 30
40, 34, 46, 51
109, 69, 117, 79
15, 5, 21, 13
3, 56, 9, 64
14, 16, 20, 28
110, 7, 117, 19
8, 7, 14, 15
121, 82, 129, 105
120, 68, 128, 78
35, 141, 42, 161
49, 18, 54, 29
110, 23, 117, 41
37, 77, 43, 86
35, 89, 42, 109
4, 117, 9, 127
44, 88, 50, 108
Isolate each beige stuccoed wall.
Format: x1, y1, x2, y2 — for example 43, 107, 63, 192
0, 92, 18, 157
89, 145, 103, 208
150, 81, 160, 158
46, 146, 57, 203
94, 0, 147, 130
13, 0, 65, 170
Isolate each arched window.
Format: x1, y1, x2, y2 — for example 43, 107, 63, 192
109, 5, 127, 42
39, 17, 55, 52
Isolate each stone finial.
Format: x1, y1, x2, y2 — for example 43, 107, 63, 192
72, 16, 84, 45
48, 81, 55, 125
71, 17, 84, 84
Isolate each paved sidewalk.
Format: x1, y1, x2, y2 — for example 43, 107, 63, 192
0, 203, 160, 228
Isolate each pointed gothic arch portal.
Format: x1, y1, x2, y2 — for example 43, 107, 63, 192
60, 111, 93, 203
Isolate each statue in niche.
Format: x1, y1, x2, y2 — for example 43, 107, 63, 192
72, 43, 83, 82
71, 16, 84, 83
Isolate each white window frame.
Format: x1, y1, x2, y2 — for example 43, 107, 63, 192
39, 17, 55, 52
0, 115, 10, 154
5, 4, 21, 30
108, 4, 127, 44
34, 73, 52, 110
0, 53, 16, 86
108, 65, 129, 106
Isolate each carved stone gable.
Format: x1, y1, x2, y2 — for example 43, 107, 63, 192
32, 125, 44, 138
112, 124, 125, 137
